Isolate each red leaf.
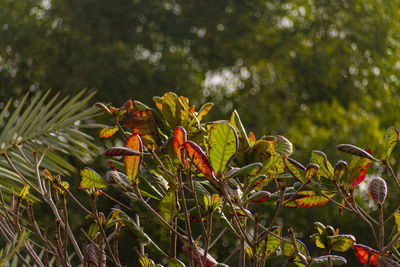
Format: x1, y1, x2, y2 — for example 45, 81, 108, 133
124, 110, 154, 132
124, 134, 143, 184
104, 147, 143, 157
354, 244, 378, 266
184, 141, 216, 181
94, 102, 111, 114
349, 149, 372, 187
174, 126, 187, 166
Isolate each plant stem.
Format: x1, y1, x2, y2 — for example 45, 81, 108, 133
288, 228, 309, 267
133, 185, 188, 242
378, 203, 384, 252
177, 172, 204, 267
385, 161, 400, 191
90, 195, 121, 266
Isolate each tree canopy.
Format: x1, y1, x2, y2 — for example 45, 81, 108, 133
1, 1, 400, 265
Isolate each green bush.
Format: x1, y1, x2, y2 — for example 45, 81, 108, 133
1, 91, 400, 267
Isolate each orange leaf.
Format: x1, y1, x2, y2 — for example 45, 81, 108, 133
99, 126, 119, 138
124, 134, 143, 184
248, 132, 256, 146
184, 140, 216, 181
174, 126, 187, 166
123, 99, 134, 113
179, 96, 190, 109
354, 244, 378, 266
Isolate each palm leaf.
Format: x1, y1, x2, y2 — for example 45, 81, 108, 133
0, 89, 100, 194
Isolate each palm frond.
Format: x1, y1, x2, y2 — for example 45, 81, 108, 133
0, 89, 100, 194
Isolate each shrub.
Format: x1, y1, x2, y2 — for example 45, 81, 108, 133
1, 91, 400, 266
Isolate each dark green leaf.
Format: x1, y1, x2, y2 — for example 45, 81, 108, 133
311, 255, 347, 266
337, 144, 378, 161
159, 188, 178, 223
377, 256, 400, 267
119, 210, 167, 256
225, 162, 262, 179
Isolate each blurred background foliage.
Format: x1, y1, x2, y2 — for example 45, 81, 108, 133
1, 0, 400, 265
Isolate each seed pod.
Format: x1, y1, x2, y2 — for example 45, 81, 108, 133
368, 177, 387, 204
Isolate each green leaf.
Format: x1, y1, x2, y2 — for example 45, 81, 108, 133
337, 144, 378, 162
377, 256, 400, 267
251, 140, 275, 163
311, 255, 347, 266
0, 90, 99, 197
208, 123, 238, 177
167, 258, 186, 267
275, 135, 293, 158
245, 191, 271, 203
284, 158, 307, 183
345, 152, 372, 188
333, 160, 347, 182
119, 210, 167, 256
204, 194, 222, 213
385, 127, 399, 160
243, 175, 267, 197
225, 162, 263, 179
159, 92, 185, 128
286, 190, 335, 208
139, 254, 156, 267
159, 188, 178, 223
327, 234, 356, 252
197, 102, 213, 121
282, 239, 309, 262
257, 227, 281, 261
80, 168, 107, 190
229, 110, 251, 164
314, 222, 326, 235
310, 150, 333, 180
394, 210, 400, 233
305, 163, 319, 181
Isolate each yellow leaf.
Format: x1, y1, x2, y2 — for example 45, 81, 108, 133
99, 126, 119, 138
19, 185, 30, 199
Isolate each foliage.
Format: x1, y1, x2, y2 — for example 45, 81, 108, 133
3, 92, 400, 266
